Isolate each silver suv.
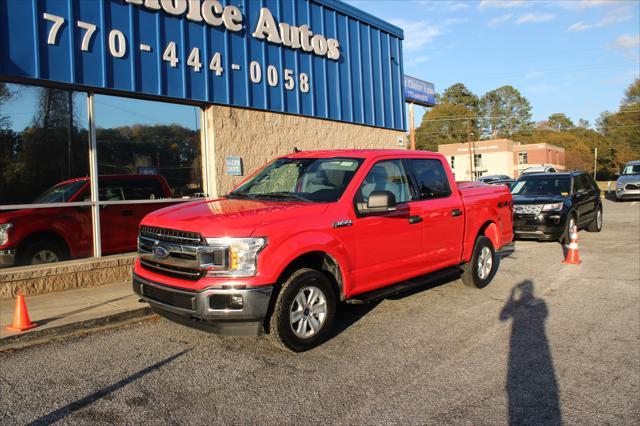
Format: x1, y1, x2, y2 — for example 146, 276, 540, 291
616, 160, 640, 201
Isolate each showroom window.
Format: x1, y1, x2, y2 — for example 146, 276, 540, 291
0, 82, 94, 267
93, 95, 203, 257
0, 82, 205, 269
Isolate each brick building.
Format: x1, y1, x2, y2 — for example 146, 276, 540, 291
438, 139, 565, 181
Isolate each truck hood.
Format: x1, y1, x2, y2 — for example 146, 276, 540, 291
512, 194, 566, 204
140, 197, 329, 237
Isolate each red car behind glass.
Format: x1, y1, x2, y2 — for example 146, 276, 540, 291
0, 175, 173, 267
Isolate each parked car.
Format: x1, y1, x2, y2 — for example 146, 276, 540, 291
478, 174, 511, 184
520, 165, 558, 175
489, 178, 516, 188
133, 150, 514, 351
615, 160, 640, 201
511, 171, 602, 243
0, 175, 173, 268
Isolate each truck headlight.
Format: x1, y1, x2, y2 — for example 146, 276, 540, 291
0, 223, 12, 245
542, 203, 563, 212
203, 237, 267, 277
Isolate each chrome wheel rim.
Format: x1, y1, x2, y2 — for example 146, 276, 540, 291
477, 246, 493, 280
290, 285, 327, 339
597, 209, 602, 229
32, 249, 59, 264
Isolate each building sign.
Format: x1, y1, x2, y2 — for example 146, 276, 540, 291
0, 0, 406, 131
403, 75, 435, 107
225, 156, 243, 176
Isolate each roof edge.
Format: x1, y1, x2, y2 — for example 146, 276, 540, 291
313, 0, 404, 39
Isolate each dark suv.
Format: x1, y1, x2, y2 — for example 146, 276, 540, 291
511, 171, 602, 242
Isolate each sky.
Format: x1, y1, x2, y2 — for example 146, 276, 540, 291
348, 0, 640, 128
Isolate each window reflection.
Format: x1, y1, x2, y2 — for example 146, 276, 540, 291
94, 95, 203, 256
0, 83, 93, 268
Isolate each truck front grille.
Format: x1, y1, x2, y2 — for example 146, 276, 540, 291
140, 258, 205, 281
142, 284, 196, 311
139, 226, 203, 246
625, 183, 640, 190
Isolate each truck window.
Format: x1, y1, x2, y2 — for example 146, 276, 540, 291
356, 160, 411, 205
405, 159, 452, 200
572, 175, 585, 193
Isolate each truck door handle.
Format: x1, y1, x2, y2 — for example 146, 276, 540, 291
408, 215, 423, 224
451, 209, 463, 217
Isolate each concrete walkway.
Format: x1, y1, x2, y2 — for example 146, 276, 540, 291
0, 281, 152, 349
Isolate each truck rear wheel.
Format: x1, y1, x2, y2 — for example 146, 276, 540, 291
268, 268, 336, 352
461, 236, 497, 289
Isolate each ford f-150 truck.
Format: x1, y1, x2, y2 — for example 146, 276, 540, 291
133, 150, 513, 351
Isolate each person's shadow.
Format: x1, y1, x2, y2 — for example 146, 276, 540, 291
500, 280, 562, 425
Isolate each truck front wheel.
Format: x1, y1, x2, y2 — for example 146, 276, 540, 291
268, 268, 336, 352
461, 236, 498, 289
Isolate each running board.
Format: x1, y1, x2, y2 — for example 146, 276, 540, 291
346, 267, 461, 304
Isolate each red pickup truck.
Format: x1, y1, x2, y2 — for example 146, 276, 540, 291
0, 175, 173, 267
133, 150, 513, 351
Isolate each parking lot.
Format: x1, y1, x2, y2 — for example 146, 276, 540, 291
1, 199, 638, 425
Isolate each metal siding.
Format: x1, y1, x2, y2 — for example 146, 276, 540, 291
0, 0, 406, 131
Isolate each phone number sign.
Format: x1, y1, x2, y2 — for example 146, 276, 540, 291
0, 0, 406, 131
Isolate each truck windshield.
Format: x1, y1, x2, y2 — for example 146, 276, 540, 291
229, 157, 363, 202
622, 165, 640, 175
33, 180, 87, 203
511, 176, 571, 196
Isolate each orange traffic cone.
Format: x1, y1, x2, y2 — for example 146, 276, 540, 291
6, 294, 37, 332
562, 224, 582, 265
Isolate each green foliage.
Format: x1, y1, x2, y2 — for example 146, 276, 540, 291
416, 103, 474, 151
479, 85, 532, 139
547, 113, 574, 131
622, 78, 640, 106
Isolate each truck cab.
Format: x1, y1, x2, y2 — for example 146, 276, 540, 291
133, 150, 513, 351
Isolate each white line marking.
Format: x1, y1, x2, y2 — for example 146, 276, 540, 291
632, 202, 637, 206
231, 64, 240, 70
140, 44, 152, 52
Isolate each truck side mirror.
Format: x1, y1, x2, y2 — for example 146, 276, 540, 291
364, 191, 397, 213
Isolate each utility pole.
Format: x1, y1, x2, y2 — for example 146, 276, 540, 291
594, 147, 598, 180
467, 121, 474, 181
409, 102, 416, 150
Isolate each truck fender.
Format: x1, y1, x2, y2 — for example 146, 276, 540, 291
482, 222, 500, 249
264, 232, 353, 300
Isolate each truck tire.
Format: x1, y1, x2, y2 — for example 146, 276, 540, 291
461, 236, 497, 289
268, 268, 336, 352
587, 205, 603, 232
19, 240, 66, 266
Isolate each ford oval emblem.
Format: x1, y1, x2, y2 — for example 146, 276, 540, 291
152, 245, 170, 260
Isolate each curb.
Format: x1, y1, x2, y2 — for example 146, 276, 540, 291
0, 307, 155, 352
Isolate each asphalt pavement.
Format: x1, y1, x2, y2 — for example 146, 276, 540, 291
1, 199, 638, 425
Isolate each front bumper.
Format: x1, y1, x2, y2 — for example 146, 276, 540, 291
616, 186, 640, 200
132, 273, 273, 336
513, 212, 566, 241
0, 249, 16, 268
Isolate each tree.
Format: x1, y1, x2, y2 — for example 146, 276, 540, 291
416, 103, 475, 151
441, 83, 480, 111
479, 86, 532, 139
622, 78, 640, 106
577, 119, 590, 129
547, 113, 574, 131
0, 82, 12, 129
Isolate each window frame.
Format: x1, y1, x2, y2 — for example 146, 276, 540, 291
403, 158, 453, 201
352, 158, 415, 216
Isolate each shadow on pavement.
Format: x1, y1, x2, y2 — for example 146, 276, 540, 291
27, 349, 191, 425
34, 295, 133, 327
328, 269, 462, 341
500, 280, 561, 425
